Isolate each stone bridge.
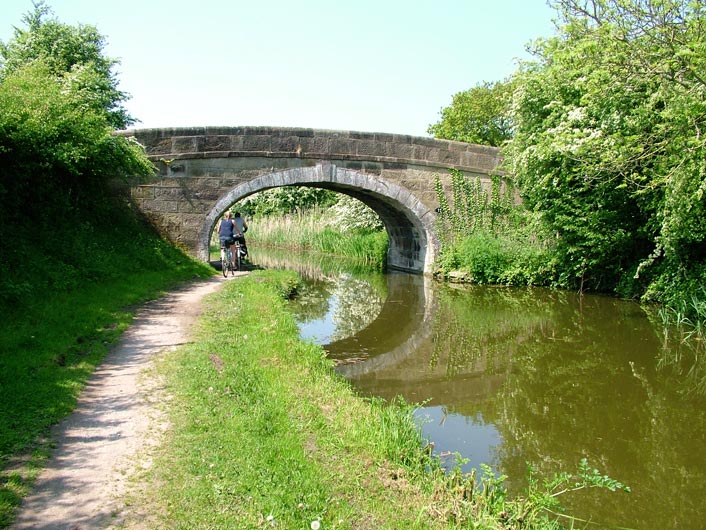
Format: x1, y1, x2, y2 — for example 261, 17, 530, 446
121, 126, 502, 273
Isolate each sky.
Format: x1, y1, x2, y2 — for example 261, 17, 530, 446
0, 0, 558, 137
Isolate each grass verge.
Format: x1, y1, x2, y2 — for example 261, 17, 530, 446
125, 269, 445, 529
0, 259, 214, 527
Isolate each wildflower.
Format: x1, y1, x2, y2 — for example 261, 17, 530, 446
310, 520, 320, 530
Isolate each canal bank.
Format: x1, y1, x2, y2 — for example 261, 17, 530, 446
120, 269, 622, 529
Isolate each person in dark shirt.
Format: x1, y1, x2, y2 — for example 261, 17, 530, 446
218, 211, 242, 268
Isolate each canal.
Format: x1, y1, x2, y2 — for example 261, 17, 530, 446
257, 250, 706, 530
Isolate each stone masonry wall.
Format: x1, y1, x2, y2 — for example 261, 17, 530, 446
119, 127, 503, 273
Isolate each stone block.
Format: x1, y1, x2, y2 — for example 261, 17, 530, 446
130, 186, 155, 199
330, 138, 356, 155
140, 199, 179, 213
172, 137, 198, 153
375, 132, 395, 143
154, 187, 185, 200
299, 136, 330, 155
148, 138, 174, 155
202, 135, 232, 152
388, 142, 414, 160
355, 140, 380, 157
268, 136, 296, 153
243, 135, 272, 151
349, 131, 375, 140
362, 163, 382, 176
177, 199, 214, 214
412, 136, 442, 148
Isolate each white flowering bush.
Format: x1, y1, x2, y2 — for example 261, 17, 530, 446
326, 195, 383, 233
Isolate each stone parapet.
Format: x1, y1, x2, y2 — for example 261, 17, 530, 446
119, 126, 503, 175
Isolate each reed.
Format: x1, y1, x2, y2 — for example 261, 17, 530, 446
248, 210, 388, 270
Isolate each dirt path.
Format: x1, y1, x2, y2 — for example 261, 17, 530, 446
10, 274, 241, 530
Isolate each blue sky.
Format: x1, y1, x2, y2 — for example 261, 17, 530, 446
0, 0, 557, 137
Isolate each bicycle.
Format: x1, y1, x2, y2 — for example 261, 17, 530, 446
233, 238, 243, 272
220, 243, 235, 277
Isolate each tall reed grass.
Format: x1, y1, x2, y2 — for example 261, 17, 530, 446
246, 210, 388, 270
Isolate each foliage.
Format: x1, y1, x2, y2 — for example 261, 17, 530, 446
509, 459, 631, 527
433, 170, 553, 285
239, 186, 338, 217
240, 187, 383, 232
428, 79, 515, 147
0, 1, 133, 129
504, 0, 706, 304
247, 211, 388, 271
0, 4, 155, 308
434, 170, 515, 247
329, 194, 384, 232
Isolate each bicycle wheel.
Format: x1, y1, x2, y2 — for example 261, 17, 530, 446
235, 245, 241, 272
221, 249, 228, 278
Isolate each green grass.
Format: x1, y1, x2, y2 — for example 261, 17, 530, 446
435, 230, 554, 287
127, 269, 441, 529
0, 228, 213, 527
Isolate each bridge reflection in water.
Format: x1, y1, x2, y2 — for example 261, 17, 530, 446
331, 273, 509, 409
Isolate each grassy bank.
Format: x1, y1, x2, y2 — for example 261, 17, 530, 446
123, 270, 627, 529
246, 212, 388, 271
0, 225, 213, 527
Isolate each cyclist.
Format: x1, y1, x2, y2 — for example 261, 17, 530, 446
233, 212, 249, 258
218, 211, 243, 268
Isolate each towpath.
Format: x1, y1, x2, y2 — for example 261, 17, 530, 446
10, 274, 241, 530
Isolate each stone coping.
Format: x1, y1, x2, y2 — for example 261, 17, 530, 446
118, 126, 504, 175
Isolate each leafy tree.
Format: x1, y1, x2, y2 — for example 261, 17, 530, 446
328, 195, 383, 233
0, 1, 133, 129
0, 60, 151, 219
239, 186, 338, 217
504, 0, 706, 302
0, 4, 153, 305
428, 79, 515, 147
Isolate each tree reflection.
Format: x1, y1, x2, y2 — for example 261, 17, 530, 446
289, 278, 333, 323
485, 294, 706, 530
328, 274, 384, 342
423, 284, 706, 529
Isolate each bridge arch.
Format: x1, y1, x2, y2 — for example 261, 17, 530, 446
121, 127, 503, 274
200, 164, 434, 272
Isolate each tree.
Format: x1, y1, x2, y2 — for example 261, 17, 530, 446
428, 79, 514, 147
239, 187, 338, 218
0, 1, 133, 129
0, 3, 154, 304
504, 0, 706, 303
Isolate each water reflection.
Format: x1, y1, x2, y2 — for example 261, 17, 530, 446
291, 274, 386, 345
255, 250, 706, 530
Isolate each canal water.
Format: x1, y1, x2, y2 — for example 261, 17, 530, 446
256, 250, 706, 530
